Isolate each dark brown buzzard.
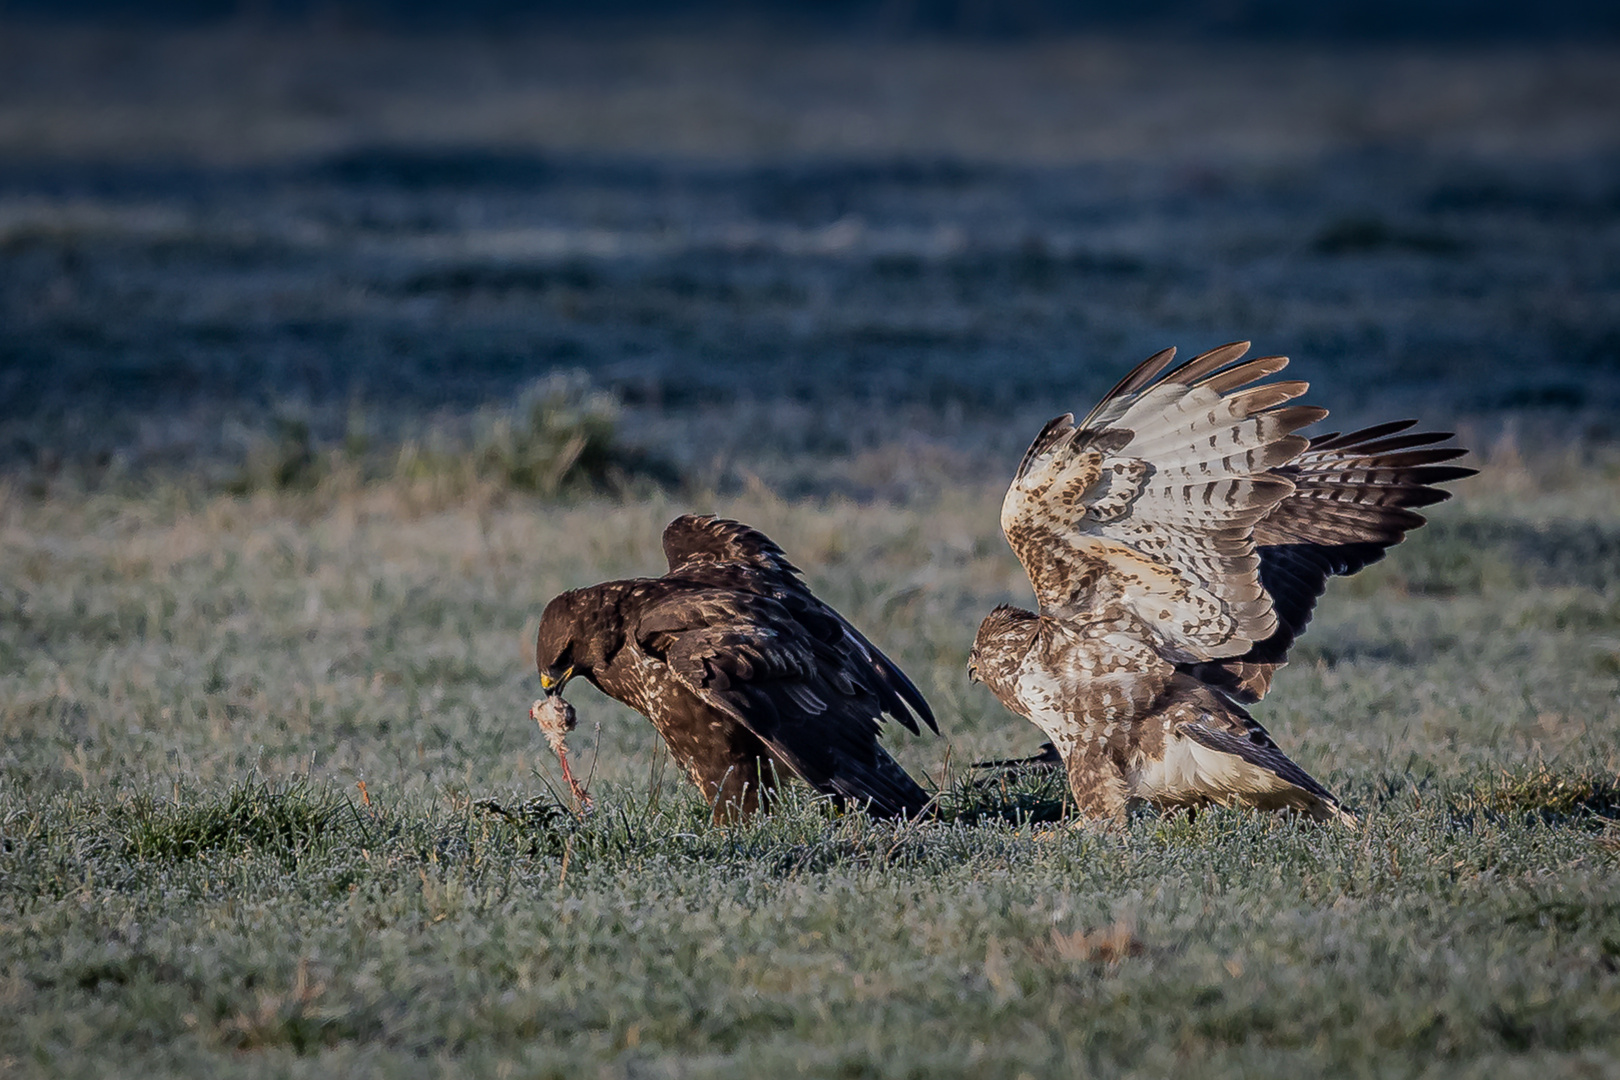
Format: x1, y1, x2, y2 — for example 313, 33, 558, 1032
535, 514, 937, 822
969, 342, 1474, 825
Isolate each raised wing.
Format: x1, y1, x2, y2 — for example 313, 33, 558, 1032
661, 514, 936, 735
663, 513, 802, 578
1183, 421, 1475, 701
1002, 342, 1326, 662
634, 588, 932, 817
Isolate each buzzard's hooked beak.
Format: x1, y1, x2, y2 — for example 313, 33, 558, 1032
540, 666, 575, 697
966, 658, 980, 684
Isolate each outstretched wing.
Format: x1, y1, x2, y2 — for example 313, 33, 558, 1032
1002, 342, 1326, 662
635, 588, 931, 817
1183, 421, 1475, 701
661, 514, 936, 735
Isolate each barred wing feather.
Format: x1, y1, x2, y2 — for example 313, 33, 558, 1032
1001, 342, 1327, 662
1182, 421, 1476, 701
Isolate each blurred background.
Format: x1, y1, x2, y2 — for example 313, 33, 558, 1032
1, 0, 1617, 500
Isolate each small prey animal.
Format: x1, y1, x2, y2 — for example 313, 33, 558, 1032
530, 695, 592, 811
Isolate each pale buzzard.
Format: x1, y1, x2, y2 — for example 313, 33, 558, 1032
969, 343, 1473, 825
535, 514, 937, 821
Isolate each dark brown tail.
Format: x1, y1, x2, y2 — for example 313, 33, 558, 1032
972, 742, 1063, 771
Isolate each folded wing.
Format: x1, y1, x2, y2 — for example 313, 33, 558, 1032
662, 514, 936, 735
636, 588, 932, 817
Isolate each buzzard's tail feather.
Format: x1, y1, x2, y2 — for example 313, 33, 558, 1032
972, 743, 1064, 771
1181, 721, 1356, 828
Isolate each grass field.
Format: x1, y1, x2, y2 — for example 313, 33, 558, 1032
4, 448, 1620, 1078
3, 22, 1620, 1080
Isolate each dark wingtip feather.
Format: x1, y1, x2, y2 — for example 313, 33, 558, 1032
1077, 347, 1178, 428
1273, 405, 1331, 435
1415, 465, 1479, 486
1159, 340, 1252, 388
1308, 419, 1418, 451
1195, 354, 1292, 395
882, 657, 938, 735
832, 744, 935, 819
1207, 416, 1474, 700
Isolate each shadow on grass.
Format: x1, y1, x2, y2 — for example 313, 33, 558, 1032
467, 768, 1083, 880
1446, 766, 1620, 830
938, 760, 1070, 826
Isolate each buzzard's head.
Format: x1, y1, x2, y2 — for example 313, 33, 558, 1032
535, 587, 623, 696
969, 604, 1039, 696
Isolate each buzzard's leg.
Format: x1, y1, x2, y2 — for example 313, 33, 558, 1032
696, 757, 773, 824
1154, 802, 1200, 825
1064, 749, 1131, 829
555, 744, 594, 813
650, 715, 779, 823
1032, 812, 1124, 840
1049, 810, 1128, 836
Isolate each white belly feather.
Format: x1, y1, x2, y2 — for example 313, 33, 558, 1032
1133, 733, 1297, 804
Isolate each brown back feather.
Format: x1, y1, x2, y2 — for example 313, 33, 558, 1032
663, 514, 802, 577
661, 514, 935, 735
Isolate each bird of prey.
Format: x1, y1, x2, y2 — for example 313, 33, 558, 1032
534, 514, 937, 822
968, 342, 1473, 825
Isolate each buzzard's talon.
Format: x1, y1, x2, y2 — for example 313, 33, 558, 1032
531, 697, 593, 813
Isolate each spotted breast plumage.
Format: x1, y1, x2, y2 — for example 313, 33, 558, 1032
969, 342, 1474, 825
534, 514, 937, 822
